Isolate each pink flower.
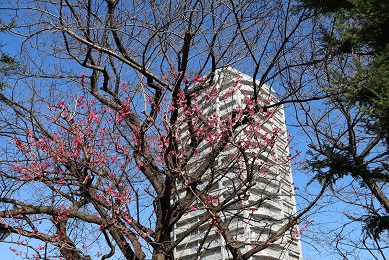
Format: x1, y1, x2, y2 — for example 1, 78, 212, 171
192, 74, 204, 83
234, 77, 241, 86
57, 101, 64, 109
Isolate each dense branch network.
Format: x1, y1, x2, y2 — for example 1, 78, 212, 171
0, 0, 325, 259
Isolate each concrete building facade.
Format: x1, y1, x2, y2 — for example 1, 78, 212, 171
172, 68, 302, 260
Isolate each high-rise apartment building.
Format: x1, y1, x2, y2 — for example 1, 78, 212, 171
172, 68, 302, 260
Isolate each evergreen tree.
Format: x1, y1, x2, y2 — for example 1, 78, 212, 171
300, 0, 389, 138
299, 0, 389, 240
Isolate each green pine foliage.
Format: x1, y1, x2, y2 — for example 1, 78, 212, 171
299, 0, 389, 157
297, 0, 354, 13
356, 48, 389, 142
0, 18, 17, 89
300, 0, 389, 53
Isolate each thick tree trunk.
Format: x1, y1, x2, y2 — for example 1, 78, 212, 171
362, 175, 389, 214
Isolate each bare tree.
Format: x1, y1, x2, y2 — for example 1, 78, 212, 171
0, 0, 325, 259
